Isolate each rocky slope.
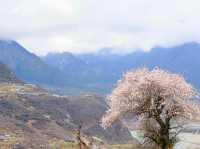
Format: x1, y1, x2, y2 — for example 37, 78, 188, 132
0, 63, 133, 148
0, 83, 133, 148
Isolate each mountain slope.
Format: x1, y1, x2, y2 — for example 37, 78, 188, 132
44, 42, 200, 94
0, 62, 20, 83
0, 83, 133, 148
43, 52, 116, 94
137, 42, 200, 89
44, 52, 87, 72
1, 39, 200, 94
0, 40, 102, 94
0, 40, 68, 86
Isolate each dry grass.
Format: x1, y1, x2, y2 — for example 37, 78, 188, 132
0, 128, 23, 149
103, 144, 140, 149
49, 139, 76, 149
0, 134, 21, 149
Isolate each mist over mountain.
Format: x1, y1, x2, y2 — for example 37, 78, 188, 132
44, 42, 200, 93
0, 39, 200, 94
0, 40, 88, 93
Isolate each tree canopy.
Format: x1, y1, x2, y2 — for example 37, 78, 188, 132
102, 68, 200, 149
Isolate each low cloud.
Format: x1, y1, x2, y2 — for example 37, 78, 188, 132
1, 0, 200, 55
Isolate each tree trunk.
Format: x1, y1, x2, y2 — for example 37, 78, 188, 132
160, 142, 173, 149
168, 145, 173, 149
161, 144, 167, 149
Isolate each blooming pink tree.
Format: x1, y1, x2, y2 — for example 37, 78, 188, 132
102, 68, 200, 149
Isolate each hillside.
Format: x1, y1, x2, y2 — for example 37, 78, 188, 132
0, 62, 20, 83
0, 83, 133, 148
44, 42, 200, 94
1, 39, 200, 95
0, 45, 133, 147
0, 40, 104, 94
0, 40, 70, 87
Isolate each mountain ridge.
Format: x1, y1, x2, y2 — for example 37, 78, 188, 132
0, 39, 80, 89
1, 39, 200, 94
44, 42, 200, 93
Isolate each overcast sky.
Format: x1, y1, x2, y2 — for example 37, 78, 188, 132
1, 0, 200, 55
